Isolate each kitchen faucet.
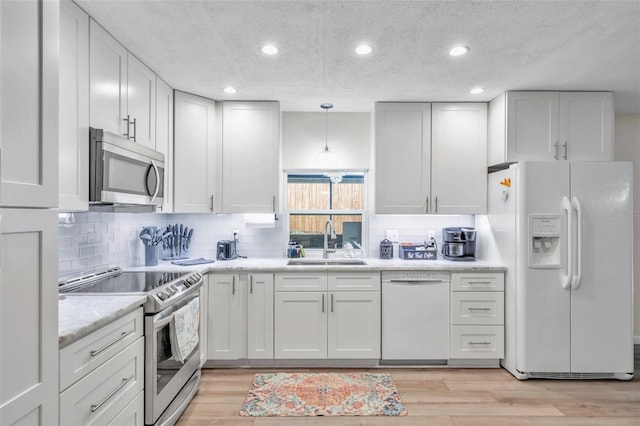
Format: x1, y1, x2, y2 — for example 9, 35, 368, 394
323, 219, 337, 259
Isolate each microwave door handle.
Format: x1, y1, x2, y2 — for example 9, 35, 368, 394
149, 160, 160, 203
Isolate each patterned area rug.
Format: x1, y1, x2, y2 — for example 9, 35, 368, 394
239, 372, 408, 417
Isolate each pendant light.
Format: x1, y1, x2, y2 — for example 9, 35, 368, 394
315, 103, 337, 168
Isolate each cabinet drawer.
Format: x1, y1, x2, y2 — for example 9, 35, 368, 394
275, 273, 328, 291
60, 337, 144, 426
328, 272, 380, 291
451, 292, 504, 325
451, 272, 504, 291
450, 325, 504, 359
60, 307, 144, 391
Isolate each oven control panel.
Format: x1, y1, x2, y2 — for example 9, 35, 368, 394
151, 272, 203, 307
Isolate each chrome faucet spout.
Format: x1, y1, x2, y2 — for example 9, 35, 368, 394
323, 219, 337, 259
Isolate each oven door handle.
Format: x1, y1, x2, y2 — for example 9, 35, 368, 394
154, 314, 174, 330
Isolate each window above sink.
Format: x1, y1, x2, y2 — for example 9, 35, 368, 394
285, 172, 367, 253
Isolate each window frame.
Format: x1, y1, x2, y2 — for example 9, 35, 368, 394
284, 170, 368, 255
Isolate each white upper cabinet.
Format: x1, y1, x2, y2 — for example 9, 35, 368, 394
89, 19, 157, 148
89, 19, 127, 137
374, 102, 487, 214
431, 103, 487, 214
488, 91, 613, 165
222, 101, 280, 213
127, 53, 156, 149
155, 78, 173, 212
374, 103, 431, 214
1, 0, 58, 208
558, 92, 613, 161
173, 91, 220, 213
59, 0, 89, 211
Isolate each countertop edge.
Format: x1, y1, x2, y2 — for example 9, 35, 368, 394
58, 295, 147, 349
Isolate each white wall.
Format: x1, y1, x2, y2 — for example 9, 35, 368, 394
282, 112, 370, 170
614, 114, 640, 339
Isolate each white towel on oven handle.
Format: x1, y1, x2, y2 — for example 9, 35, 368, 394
169, 297, 200, 363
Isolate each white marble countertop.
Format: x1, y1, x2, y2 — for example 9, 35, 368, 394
125, 256, 506, 273
58, 294, 147, 348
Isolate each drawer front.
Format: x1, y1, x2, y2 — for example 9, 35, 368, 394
451, 272, 504, 291
107, 390, 143, 426
450, 325, 504, 359
60, 307, 144, 391
451, 292, 504, 325
275, 273, 328, 291
328, 272, 380, 291
60, 337, 144, 426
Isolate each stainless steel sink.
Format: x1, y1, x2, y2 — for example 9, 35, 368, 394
286, 259, 367, 266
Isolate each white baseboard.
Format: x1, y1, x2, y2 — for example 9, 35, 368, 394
634, 336, 640, 344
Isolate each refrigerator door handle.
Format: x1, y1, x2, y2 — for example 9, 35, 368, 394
561, 196, 573, 289
571, 196, 583, 290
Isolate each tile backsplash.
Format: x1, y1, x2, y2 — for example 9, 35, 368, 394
58, 212, 286, 278
58, 211, 474, 278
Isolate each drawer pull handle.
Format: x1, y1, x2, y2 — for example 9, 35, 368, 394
90, 375, 134, 413
90, 330, 134, 357
467, 281, 492, 285
468, 341, 491, 345
468, 308, 491, 311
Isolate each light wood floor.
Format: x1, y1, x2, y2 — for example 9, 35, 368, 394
176, 347, 640, 425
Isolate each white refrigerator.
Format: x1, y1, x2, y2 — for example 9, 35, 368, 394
485, 161, 633, 380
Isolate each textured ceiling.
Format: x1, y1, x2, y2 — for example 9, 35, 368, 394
75, 0, 640, 112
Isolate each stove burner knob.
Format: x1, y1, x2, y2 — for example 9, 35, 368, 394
170, 284, 178, 293
183, 280, 191, 288
157, 291, 169, 300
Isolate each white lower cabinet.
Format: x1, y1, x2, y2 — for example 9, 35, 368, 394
274, 272, 381, 360
59, 308, 145, 426
247, 273, 274, 359
450, 272, 505, 360
207, 274, 243, 360
207, 273, 273, 361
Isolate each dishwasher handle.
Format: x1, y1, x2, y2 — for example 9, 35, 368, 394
386, 279, 449, 284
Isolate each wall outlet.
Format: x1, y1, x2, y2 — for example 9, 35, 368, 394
233, 229, 239, 242
386, 229, 399, 242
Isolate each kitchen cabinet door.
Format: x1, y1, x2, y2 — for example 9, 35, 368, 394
247, 273, 274, 359
207, 274, 241, 360
174, 91, 221, 212
1, 0, 58, 208
327, 291, 380, 359
274, 292, 327, 359
222, 101, 280, 213
155, 78, 173, 212
89, 19, 127, 137
0, 209, 58, 426
374, 102, 431, 214
506, 91, 559, 162
127, 53, 156, 149
431, 103, 487, 214
558, 92, 613, 161
59, 0, 89, 211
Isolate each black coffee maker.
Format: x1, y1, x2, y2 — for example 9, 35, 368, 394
441, 227, 476, 261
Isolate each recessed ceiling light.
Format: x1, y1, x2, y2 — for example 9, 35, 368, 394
449, 46, 469, 56
223, 86, 237, 94
261, 44, 279, 55
355, 44, 372, 55
470, 87, 485, 94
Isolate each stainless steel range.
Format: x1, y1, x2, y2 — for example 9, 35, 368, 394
59, 268, 203, 426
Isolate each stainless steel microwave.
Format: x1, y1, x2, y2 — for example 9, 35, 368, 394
89, 127, 164, 207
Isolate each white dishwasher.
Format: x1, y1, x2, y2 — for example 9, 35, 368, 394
382, 271, 450, 362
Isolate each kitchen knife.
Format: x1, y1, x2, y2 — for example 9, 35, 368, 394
186, 229, 193, 250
